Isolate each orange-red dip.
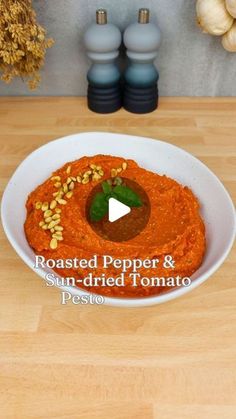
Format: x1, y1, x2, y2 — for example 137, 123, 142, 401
24, 155, 206, 298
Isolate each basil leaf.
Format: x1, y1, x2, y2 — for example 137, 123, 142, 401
90, 192, 108, 222
113, 185, 142, 207
102, 181, 112, 195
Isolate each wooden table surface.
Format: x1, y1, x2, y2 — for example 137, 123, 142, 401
0, 97, 235, 419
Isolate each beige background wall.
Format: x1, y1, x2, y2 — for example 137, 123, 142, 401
0, 0, 236, 96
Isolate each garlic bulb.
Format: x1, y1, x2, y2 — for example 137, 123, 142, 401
222, 21, 236, 51
225, 0, 236, 18
196, 0, 234, 35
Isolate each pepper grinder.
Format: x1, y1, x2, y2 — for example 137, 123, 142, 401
84, 9, 122, 113
123, 8, 161, 113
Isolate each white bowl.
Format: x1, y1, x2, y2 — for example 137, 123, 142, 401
1, 132, 235, 307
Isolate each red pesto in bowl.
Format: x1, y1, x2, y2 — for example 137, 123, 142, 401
24, 155, 206, 298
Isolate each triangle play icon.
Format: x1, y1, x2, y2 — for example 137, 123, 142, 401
108, 197, 131, 223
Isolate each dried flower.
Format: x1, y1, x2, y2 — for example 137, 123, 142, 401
0, 0, 54, 89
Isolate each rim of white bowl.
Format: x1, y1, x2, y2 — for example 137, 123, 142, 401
1, 132, 236, 307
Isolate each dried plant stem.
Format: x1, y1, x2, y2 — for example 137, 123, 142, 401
0, 0, 54, 89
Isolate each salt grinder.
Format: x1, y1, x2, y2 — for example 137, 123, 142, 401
84, 9, 122, 113
123, 8, 161, 113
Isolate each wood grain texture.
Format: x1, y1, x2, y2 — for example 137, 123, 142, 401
0, 97, 235, 419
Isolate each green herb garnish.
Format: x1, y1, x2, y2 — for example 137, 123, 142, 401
113, 185, 142, 207
90, 180, 142, 222
90, 192, 108, 222
102, 181, 112, 195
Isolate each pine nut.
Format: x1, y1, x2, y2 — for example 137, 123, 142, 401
50, 238, 58, 249
55, 226, 63, 231
67, 177, 72, 184
66, 165, 71, 174
42, 224, 48, 230
48, 219, 60, 229
82, 178, 89, 185
69, 181, 75, 190
52, 234, 63, 241
66, 191, 73, 199
55, 208, 61, 214
56, 230, 63, 236
122, 162, 127, 170
50, 228, 55, 233
63, 183, 68, 193
92, 173, 101, 181
35, 201, 42, 210
117, 167, 122, 173
39, 221, 45, 227
54, 182, 61, 188
50, 200, 57, 210
57, 198, 67, 205
45, 217, 52, 223
111, 169, 117, 178
53, 229, 62, 235
77, 176, 82, 183
48, 220, 56, 229
51, 176, 61, 181
52, 214, 60, 220
44, 210, 52, 218
41, 202, 49, 211
57, 191, 64, 198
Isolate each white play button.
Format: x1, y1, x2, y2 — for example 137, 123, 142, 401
108, 197, 131, 223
